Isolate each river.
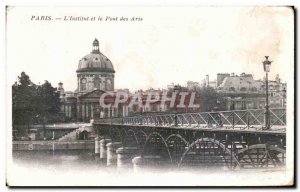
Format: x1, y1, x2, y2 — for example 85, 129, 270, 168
9, 149, 289, 186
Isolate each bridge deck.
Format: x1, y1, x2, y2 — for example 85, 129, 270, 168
94, 108, 286, 136
94, 123, 286, 136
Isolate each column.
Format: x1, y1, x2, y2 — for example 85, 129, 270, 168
116, 107, 119, 117
86, 103, 89, 120
103, 108, 106, 118
77, 102, 81, 121
107, 107, 111, 118
106, 142, 122, 166
91, 104, 94, 119
65, 105, 68, 117
132, 156, 162, 172
66, 105, 68, 117
82, 104, 85, 119
112, 107, 115, 117
100, 139, 112, 160
78, 77, 80, 91
68, 106, 70, 117
66, 106, 68, 117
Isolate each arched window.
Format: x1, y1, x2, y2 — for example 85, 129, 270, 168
81, 78, 87, 91
229, 87, 235, 91
106, 79, 112, 90
252, 87, 257, 92
240, 87, 246, 92
94, 77, 101, 89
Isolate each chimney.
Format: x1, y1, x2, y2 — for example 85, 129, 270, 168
206, 75, 209, 87
217, 73, 230, 87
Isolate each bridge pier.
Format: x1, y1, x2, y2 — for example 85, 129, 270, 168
116, 147, 139, 169
95, 137, 100, 154
94, 136, 102, 161
132, 155, 161, 172
106, 142, 122, 166
100, 139, 111, 160
93, 108, 286, 170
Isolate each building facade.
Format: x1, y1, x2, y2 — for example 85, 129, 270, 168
59, 39, 117, 122
216, 73, 286, 110
58, 39, 286, 122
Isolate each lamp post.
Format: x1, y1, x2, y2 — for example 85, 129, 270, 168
173, 84, 180, 126
282, 87, 286, 108
282, 87, 286, 124
262, 56, 272, 130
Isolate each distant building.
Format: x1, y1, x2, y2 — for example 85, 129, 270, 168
167, 83, 175, 90
267, 74, 287, 108
216, 72, 286, 110
58, 40, 286, 121
187, 81, 200, 90
217, 73, 261, 93
58, 39, 117, 122
200, 75, 217, 88
57, 40, 201, 122
216, 73, 230, 87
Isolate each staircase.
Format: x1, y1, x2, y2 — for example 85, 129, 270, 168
57, 123, 95, 141
58, 129, 78, 141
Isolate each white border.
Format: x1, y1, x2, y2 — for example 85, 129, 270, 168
0, 0, 298, 191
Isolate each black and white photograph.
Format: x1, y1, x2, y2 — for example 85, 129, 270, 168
4, 6, 295, 187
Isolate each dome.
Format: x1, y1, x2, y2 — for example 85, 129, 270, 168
76, 39, 115, 73
77, 52, 115, 73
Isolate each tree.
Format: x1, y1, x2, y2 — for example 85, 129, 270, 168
196, 86, 227, 112
12, 72, 36, 138
12, 72, 62, 140
35, 80, 61, 139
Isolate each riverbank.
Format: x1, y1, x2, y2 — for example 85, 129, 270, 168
12, 140, 94, 151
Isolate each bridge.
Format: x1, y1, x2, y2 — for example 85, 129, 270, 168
93, 108, 286, 170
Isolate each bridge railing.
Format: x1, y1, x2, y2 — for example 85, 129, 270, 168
95, 108, 286, 130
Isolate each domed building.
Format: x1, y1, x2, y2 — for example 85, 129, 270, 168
59, 39, 118, 122
76, 38, 115, 93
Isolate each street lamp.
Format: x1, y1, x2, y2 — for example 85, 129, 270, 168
282, 87, 286, 108
263, 56, 272, 130
173, 84, 180, 126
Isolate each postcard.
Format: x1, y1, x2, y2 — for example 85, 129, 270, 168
6, 6, 294, 187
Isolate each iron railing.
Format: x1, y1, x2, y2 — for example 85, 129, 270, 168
94, 108, 286, 131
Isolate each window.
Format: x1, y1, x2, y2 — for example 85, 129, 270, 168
241, 101, 247, 109
81, 78, 87, 91
229, 87, 235, 91
240, 87, 246, 92
106, 79, 112, 90
94, 77, 101, 89
253, 102, 258, 109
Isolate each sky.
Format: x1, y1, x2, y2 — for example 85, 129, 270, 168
6, 6, 294, 92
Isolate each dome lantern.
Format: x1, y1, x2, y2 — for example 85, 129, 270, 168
92, 38, 100, 53
77, 38, 115, 73
76, 38, 115, 94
